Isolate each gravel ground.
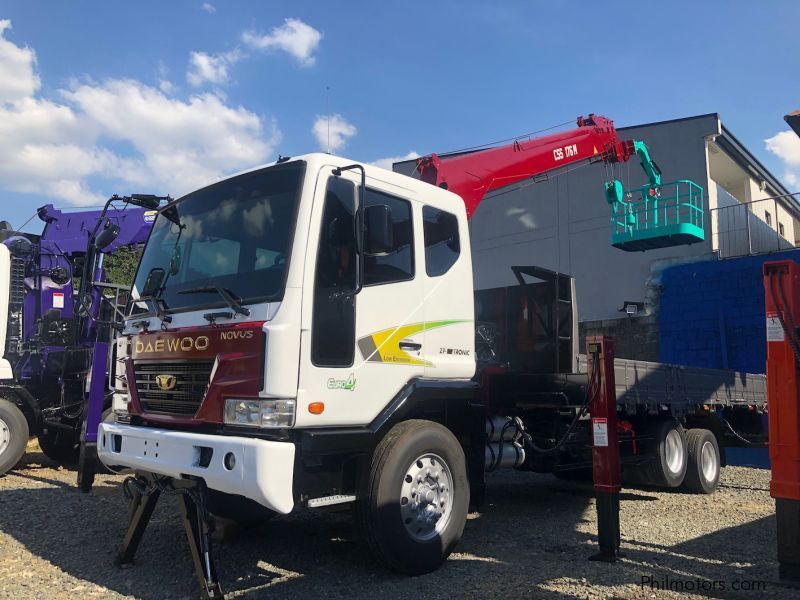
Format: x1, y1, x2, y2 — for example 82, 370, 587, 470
0, 442, 791, 599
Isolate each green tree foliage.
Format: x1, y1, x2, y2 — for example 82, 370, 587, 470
103, 246, 143, 286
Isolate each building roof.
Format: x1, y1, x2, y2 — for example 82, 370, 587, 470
786, 109, 800, 138
624, 112, 792, 199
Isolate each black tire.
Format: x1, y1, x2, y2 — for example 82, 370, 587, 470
207, 490, 277, 524
37, 429, 79, 465
683, 429, 720, 494
638, 419, 688, 488
0, 399, 29, 475
357, 419, 469, 575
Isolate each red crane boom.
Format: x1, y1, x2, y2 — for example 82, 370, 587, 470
416, 114, 640, 218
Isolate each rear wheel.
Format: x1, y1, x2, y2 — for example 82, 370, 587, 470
357, 419, 469, 574
683, 429, 720, 494
634, 419, 688, 488
0, 399, 28, 475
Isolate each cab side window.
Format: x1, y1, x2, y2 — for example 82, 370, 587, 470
312, 177, 357, 367
363, 189, 414, 286
423, 206, 460, 276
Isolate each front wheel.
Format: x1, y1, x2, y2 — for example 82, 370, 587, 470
37, 429, 79, 465
0, 399, 29, 475
357, 419, 469, 574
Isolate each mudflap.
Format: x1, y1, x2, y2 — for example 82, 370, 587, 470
77, 342, 110, 492
76, 441, 99, 492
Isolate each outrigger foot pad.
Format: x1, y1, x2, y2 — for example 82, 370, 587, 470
116, 472, 225, 600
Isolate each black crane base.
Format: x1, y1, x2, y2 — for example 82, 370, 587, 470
116, 473, 224, 600
777, 498, 800, 586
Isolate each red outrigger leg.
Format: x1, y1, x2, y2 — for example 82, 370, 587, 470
764, 260, 800, 584
586, 336, 622, 562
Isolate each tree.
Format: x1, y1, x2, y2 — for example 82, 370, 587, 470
103, 246, 143, 286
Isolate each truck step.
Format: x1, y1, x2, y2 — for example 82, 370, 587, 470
307, 494, 357, 508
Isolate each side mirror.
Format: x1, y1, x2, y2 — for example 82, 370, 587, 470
126, 194, 162, 210
364, 205, 393, 256
141, 267, 165, 297
94, 223, 120, 250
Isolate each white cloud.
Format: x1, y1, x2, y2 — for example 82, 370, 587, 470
312, 114, 356, 152
187, 50, 241, 87
159, 79, 175, 94
156, 60, 174, 94
242, 18, 322, 67
0, 19, 40, 103
201, 2, 216, 13
63, 79, 278, 194
0, 21, 280, 206
370, 151, 420, 171
766, 130, 800, 167
766, 130, 800, 189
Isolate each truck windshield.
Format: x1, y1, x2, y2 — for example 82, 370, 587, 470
131, 160, 305, 315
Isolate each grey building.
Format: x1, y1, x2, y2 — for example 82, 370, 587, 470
395, 113, 796, 360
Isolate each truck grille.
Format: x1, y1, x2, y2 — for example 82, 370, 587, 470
134, 361, 214, 416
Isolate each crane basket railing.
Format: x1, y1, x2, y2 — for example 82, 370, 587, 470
610, 179, 705, 251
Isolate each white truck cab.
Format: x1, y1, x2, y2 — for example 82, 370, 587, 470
99, 154, 477, 571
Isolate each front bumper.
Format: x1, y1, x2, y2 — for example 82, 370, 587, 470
98, 422, 296, 514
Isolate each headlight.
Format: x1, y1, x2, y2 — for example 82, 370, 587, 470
224, 398, 295, 428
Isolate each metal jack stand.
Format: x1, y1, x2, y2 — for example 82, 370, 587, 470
115, 473, 225, 599
586, 336, 623, 563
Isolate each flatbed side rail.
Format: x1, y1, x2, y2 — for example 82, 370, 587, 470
576, 355, 766, 408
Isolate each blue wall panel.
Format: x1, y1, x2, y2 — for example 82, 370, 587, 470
658, 250, 800, 373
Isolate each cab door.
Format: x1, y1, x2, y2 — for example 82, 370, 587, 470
296, 168, 426, 427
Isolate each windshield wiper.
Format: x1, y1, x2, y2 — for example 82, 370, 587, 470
178, 286, 251, 317
135, 294, 173, 324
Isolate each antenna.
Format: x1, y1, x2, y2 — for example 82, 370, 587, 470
326, 85, 331, 154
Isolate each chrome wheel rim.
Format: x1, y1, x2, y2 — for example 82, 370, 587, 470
700, 440, 717, 482
665, 429, 684, 475
400, 453, 453, 542
0, 415, 10, 456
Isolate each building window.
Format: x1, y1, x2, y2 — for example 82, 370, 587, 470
765, 211, 772, 226
780, 222, 786, 237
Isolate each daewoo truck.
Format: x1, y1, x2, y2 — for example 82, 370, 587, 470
97, 116, 766, 596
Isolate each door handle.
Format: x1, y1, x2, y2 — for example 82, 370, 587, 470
399, 340, 422, 351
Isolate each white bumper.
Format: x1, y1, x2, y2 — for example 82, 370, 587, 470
98, 422, 296, 514
0, 358, 13, 380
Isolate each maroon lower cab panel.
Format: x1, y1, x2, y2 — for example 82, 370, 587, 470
124, 321, 266, 426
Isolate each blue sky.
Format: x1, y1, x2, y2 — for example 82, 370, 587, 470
1, 0, 799, 232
